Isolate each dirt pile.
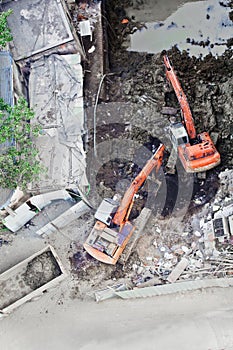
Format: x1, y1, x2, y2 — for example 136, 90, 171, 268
23, 251, 62, 290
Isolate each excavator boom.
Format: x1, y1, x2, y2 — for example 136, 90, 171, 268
113, 144, 164, 226
163, 55, 196, 140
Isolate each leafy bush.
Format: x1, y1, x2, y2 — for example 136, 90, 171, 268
0, 9, 13, 49
0, 98, 44, 189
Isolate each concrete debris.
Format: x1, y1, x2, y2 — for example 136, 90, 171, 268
167, 258, 189, 283
119, 208, 152, 264
36, 200, 90, 236
136, 277, 163, 288
114, 278, 233, 300
94, 283, 129, 302
131, 169, 233, 287
2, 190, 73, 233
161, 106, 178, 115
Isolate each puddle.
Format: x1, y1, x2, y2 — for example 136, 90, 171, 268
127, 0, 232, 57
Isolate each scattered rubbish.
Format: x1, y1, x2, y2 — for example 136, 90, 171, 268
88, 45, 95, 53
0, 238, 9, 247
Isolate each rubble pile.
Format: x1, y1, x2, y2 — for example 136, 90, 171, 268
130, 169, 233, 287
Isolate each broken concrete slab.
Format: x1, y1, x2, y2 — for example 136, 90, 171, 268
119, 208, 152, 264
0, 245, 66, 316
94, 283, 129, 302
161, 106, 178, 115
166, 148, 177, 174
114, 277, 233, 300
29, 190, 72, 210
2, 190, 73, 232
2, 0, 74, 61
167, 257, 189, 283
36, 200, 90, 236
2, 202, 38, 233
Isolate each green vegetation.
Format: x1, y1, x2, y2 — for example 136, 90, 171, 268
0, 98, 44, 189
0, 9, 13, 49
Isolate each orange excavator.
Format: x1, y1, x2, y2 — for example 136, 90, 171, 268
83, 144, 165, 265
163, 55, 220, 172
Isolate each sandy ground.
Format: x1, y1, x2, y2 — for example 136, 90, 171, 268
1, 284, 233, 350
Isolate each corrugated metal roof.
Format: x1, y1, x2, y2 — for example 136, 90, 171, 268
0, 51, 13, 106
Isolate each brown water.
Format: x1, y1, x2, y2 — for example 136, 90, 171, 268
126, 0, 232, 57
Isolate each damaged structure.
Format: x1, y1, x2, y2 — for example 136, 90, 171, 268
1, 0, 88, 192
2, 190, 73, 232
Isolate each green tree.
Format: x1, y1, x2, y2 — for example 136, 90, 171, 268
0, 97, 44, 189
0, 9, 13, 49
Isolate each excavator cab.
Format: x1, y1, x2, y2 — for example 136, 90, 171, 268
169, 122, 189, 147
94, 198, 119, 226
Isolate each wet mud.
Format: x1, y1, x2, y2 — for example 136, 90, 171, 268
91, 0, 233, 211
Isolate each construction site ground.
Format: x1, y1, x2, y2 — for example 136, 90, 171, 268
0, 0, 233, 349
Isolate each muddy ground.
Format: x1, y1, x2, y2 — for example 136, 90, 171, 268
65, 0, 233, 295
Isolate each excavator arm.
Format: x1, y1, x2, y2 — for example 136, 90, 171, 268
163, 55, 196, 140
163, 55, 220, 173
113, 144, 165, 226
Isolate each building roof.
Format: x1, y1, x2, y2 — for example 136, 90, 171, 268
0, 51, 13, 106
2, 0, 74, 61
0, 51, 14, 154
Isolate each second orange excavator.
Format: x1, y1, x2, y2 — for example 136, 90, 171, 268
163, 55, 220, 173
83, 144, 165, 265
